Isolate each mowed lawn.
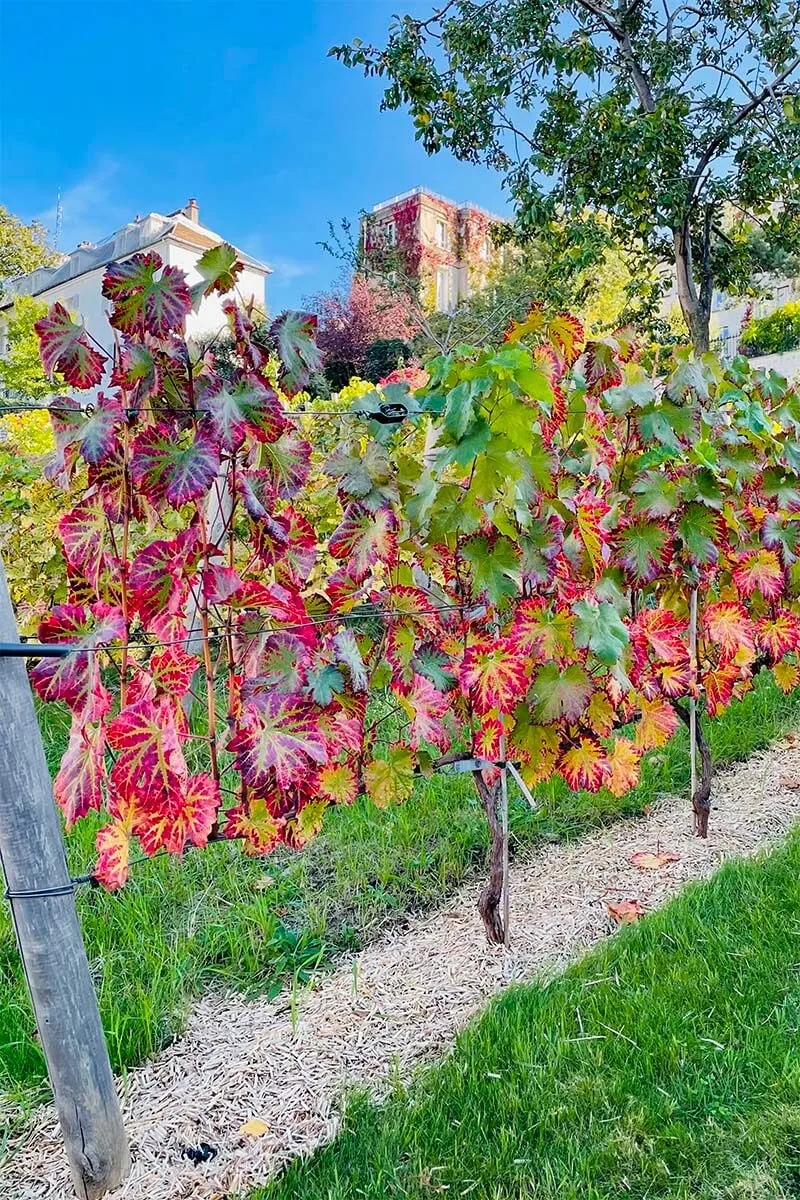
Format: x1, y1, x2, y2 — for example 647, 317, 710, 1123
257, 831, 800, 1200
2, 671, 800, 1131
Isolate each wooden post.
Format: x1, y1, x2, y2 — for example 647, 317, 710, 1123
0, 556, 130, 1199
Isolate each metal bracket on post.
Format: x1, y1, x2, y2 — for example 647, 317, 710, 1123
0, 643, 74, 659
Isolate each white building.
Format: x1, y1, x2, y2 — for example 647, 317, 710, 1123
0, 199, 270, 356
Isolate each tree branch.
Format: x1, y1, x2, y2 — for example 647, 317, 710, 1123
687, 54, 800, 210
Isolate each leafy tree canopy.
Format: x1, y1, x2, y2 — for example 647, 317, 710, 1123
334, 0, 800, 352
0, 206, 55, 289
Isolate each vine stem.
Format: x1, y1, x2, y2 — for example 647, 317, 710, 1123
689, 586, 698, 808
196, 505, 220, 787
119, 421, 131, 708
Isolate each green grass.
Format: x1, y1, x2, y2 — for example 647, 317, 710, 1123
3, 671, 800, 1133
254, 831, 800, 1200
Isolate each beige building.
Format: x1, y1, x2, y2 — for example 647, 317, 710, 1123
362, 187, 507, 313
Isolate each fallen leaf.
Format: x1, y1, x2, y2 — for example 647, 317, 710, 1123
779, 775, 800, 791
777, 732, 800, 750
629, 850, 680, 870
240, 1118, 269, 1137
606, 898, 644, 925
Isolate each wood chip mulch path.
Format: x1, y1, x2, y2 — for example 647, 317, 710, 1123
4, 739, 800, 1200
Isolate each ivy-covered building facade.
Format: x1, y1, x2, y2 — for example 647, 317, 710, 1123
362, 187, 507, 313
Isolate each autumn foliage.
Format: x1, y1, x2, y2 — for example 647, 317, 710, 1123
29, 261, 800, 937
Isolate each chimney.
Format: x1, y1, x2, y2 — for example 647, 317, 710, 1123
185, 198, 199, 223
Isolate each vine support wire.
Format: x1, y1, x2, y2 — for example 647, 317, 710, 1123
689, 587, 698, 806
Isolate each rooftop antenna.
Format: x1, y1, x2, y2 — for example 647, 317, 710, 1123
54, 187, 63, 252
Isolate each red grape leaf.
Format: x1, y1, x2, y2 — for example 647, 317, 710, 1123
757, 612, 800, 662
702, 601, 755, 663
703, 663, 740, 717
54, 718, 106, 826
260, 431, 312, 499
329, 504, 399, 579
732, 548, 785, 601
629, 850, 680, 870
606, 898, 643, 925
130, 424, 220, 507
559, 736, 610, 792
228, 697, 327, 790
136, 772, 219, 856
102, 252, 192, 337
35, 302, 107, 388
460, 638, 530, 717
198, 374, 284, 451
94, 823, 131, 890
107, 696, 188, 812
58, 494, 108, 590
392, 672, 449, 749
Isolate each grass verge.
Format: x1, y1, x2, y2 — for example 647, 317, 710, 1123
255, 830, 800, 1200
2, 671, 800, 1128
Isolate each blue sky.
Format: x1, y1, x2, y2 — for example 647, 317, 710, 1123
0, 0, 509, 310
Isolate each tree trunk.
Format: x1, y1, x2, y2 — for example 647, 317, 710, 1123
473, 770, 506, 944
673, 701, 713, 837
672, 223, 711, 355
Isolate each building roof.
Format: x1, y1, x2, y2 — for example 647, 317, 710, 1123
369, 186, 507, 225
0, 204, 270, 309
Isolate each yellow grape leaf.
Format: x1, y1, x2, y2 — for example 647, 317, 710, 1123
629, 850, 680, 870
365, 744, 415, 808
240, 1118, 269, 1137
634, 696, 678, 751
607, 738, 641, 797
773, 660, 799, 694
586, 691, 616, 737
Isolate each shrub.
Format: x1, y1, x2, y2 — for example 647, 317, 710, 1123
364, 338, 412, 382
739, 301, 800, 357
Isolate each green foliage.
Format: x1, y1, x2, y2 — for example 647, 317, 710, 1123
0, 296, 58, 400
0, 206, 55, 288
3, 667, 798, 1118
334, 2, 800, 350
0, 409, 68, 633
364, 337, 412, 382
258, 829, 800, 1200
740, 300, 800, 357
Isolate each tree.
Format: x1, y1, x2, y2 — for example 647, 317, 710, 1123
0, 206, 55, 288
334, 1, 800, 353
0, 295, 58, 400
311, 273, 420, 387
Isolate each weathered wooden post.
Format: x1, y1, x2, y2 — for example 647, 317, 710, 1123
0, 556, 130, 1199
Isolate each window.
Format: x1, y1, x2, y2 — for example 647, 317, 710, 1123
479, 236, 490, 261
435, 219, 448, 249
436, 266, 456, 313
436, 267, 449, 312
383, 221, 396, 247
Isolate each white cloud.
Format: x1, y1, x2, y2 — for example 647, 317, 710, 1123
268, 256, 314, 283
